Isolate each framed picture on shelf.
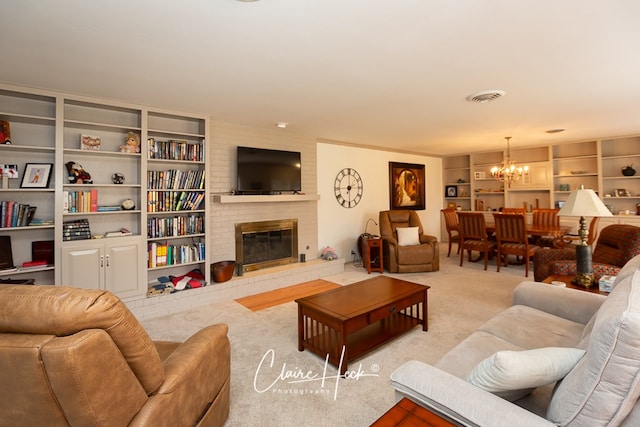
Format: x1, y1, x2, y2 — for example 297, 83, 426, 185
445, 185, 457, 198
20, 163, 53, 188
476, 199, 486, 212
474, 171, 486, 180
80, 134, 101, 150
388, 161, 426, 210
615, 188, 629, 197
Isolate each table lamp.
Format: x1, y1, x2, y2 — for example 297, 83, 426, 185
557, 187, 612, 287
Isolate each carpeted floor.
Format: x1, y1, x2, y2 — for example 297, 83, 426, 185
141, 244, 531, 426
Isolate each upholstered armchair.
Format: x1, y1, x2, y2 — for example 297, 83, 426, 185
533, 224, 640, 282
379, 210, 439, 273
0, 285, 230, 427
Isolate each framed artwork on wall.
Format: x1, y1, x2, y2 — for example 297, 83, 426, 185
389, 162, 425, 210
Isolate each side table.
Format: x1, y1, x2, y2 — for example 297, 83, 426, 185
370, 397, 457, 426
361, 236, 383, 274
542, 274, 608, 295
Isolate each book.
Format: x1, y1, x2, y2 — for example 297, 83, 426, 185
22, 260, 47, 268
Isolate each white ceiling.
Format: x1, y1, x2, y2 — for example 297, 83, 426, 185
2, 0, 640, 156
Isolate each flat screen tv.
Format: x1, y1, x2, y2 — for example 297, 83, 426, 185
236, 146, 302, 194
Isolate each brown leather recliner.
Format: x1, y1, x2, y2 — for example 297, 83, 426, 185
0, 284, 230, 427
379, 210, 439, 273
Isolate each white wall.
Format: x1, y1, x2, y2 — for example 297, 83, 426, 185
317, 142, 443, 261
209, 121, 319, 263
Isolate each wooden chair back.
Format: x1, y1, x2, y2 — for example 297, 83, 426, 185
441, 208, 460, 257
502, 207, 526, 215
457, 212, 496, 270
492, 212, 539, 276
532, 208, 560, 227
458, 212, 487, 241
441, 208, 459, 232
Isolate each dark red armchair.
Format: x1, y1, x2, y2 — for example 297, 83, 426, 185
533, 224, 640, 282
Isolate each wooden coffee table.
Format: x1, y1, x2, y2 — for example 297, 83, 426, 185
542, 274, 608, 295
296, 276, 429, 374
370, 398, 457, 427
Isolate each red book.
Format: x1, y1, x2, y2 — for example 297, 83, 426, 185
90, 189, 98, 212
22, 260, 47, 268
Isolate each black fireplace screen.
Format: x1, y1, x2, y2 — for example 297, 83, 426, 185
235, 219, 298, 273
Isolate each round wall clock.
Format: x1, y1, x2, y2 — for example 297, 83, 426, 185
334, 168, 363, 208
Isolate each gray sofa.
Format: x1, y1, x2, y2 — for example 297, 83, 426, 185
391, 254, 640, 426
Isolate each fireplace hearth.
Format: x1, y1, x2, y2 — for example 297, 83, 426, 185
235, 219, 298, 273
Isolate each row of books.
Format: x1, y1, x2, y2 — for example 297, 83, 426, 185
147, 169, 205, 190
147, 191, 204, 212
0, 201, 37, 228
63, 190, 98, 213
62, 219, 92, 241
147, 241, 205, 268
148, 139, 204, 162
147, 214, 204, 239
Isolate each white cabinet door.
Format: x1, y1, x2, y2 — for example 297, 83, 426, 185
61, 245, 103, 289
510, 162, 551, 189
104, 240, 144, 298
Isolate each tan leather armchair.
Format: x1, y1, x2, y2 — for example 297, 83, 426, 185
0, 284, 230, 427
379, 210, 439, 273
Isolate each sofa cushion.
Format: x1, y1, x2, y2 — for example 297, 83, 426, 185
477, 305, 585, 350
547, 268, 640, 426
397, 227, 420, 246
466, 347, 585, 401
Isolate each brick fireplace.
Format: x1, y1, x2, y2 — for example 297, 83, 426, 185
235, 219, 299, 273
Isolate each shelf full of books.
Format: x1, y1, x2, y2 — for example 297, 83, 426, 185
1, 201, 38, 228
147, 240, 206, 269
147, 139, 204, 162
147, 214, 204, 240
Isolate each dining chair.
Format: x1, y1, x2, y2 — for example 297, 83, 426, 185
457, 212, 496, 270
492, 212, 540, 277
501, 207, 527, 214
531, 208, 560, 246
441, 208, 460, 257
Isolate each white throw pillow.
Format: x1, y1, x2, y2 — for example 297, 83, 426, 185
466, 347, 586, 401
396, 227, 421, 246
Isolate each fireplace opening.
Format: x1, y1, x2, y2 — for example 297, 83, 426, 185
235, 219, 298, 273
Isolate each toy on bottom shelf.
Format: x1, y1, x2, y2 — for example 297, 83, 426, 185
321, 246, 338, 260
119, 131, 141, 153
65, 161, 93, 184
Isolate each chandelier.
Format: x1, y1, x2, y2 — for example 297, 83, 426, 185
490, 137, 529, 188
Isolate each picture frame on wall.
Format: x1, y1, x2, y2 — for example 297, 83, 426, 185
20, 163, 53, 188
445, 185, 457, 198
389, 161, 426, 210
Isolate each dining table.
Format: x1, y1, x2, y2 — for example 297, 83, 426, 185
484, 222, 571, 238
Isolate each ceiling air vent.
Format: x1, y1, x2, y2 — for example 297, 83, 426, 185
466, 90, 506, 103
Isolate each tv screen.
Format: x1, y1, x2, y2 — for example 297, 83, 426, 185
236, 146, 302, 194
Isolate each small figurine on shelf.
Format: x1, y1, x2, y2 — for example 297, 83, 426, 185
0, 120, 11, 144
65, 161, 93, 184
119, 131, 141, 153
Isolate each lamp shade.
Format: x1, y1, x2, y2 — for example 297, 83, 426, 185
557, 188, 613, 217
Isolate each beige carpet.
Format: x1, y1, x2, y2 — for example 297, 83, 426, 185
141, 245, 530, 426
